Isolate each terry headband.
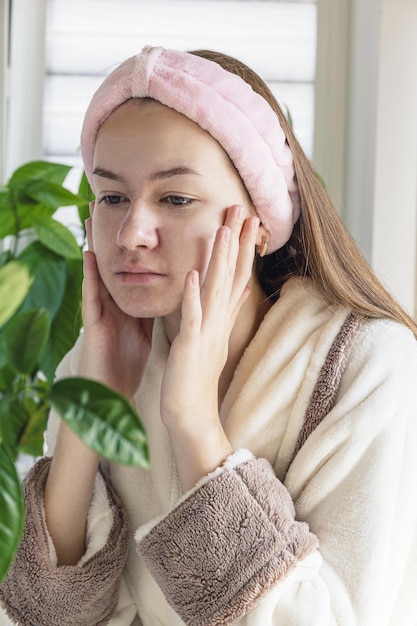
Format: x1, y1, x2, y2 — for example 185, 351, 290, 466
80, 45, 300, 253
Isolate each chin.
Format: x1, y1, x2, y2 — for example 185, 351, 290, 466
114, 295, 178, 320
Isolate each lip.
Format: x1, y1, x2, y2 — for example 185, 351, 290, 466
115, 266, 165, 285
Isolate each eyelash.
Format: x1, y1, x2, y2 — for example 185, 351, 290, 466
98, 194, 195, 208
161, 195, 195, 207
100, 195, 127, 206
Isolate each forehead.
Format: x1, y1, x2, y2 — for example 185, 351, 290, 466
94, 98, 237, 175
97, 99, 213, 145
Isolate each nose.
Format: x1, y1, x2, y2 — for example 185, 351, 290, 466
116, 201, 159, 250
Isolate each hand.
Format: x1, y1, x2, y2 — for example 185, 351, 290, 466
78, 219, 153, 399
44, 216, 155, 566
160, 205, 259, 435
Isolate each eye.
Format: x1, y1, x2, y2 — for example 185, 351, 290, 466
100, 195, 128, 206
161, 195, 194, 207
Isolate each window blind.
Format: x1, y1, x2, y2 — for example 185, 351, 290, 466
43, 0, 317, 167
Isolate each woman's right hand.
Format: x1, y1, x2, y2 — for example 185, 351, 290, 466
79, 219, 153, 399
44, 220, 153, 566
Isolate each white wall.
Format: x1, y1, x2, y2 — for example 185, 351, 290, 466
371, 0, 417, 315
314, 0, 417, 315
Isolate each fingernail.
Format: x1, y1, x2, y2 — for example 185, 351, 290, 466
236, 206, 244, 222
252, 217, 260, 231
223, 227, 231, 243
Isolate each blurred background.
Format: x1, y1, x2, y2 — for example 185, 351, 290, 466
1, 0, 416, 314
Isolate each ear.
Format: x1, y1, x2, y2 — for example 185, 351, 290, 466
254, 221, 270, 258
255, 221, 268, 245
255, 222, 270, 247
247, 203, 270, 254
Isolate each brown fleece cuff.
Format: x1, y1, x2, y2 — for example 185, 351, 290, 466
137, 456, 318, 626
0, 457, 129, 626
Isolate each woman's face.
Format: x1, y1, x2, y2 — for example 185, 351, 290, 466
91, 99, 256, 320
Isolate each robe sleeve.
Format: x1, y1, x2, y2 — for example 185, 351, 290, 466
0, 457, 129, 626
135, 449, 318, 625
0, 341, 132, 626
136, 319, 417, 626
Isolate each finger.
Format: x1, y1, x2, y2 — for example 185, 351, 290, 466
202, 212, 257, 316
199, 224, 232, 314
82, 250, 111, 326
82, 250, 100, 325
222, 204, 244, 270
179, 270, 202, 342
199, 205, 257, 324
223, 204, 244, 238
217, 217, 257, 328
85, 217, 94, 251
232, 216, 259, 296
222, 205, 257, 286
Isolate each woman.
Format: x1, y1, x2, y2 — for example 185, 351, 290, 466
1, 46, 417, 626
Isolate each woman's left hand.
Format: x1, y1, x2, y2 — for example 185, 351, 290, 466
160, 205, 260, 488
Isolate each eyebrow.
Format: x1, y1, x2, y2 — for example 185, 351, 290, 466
92, 166, 201, 182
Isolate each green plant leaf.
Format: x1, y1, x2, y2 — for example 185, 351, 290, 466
1, 309, 50, 375
0, 249, 13, 268
49, 378, 149, 468
8, 160, 71, 188
39, 259, 82, 382
0, 190, 16, 238
18, 401, 49, 457
0, 363, 17, 392
0, 442, 25, 584
16, 202, 59, 231
78, 170, 94, 201
25, 180, 83, 209
77, 171, 94, 228
18, 243, 67, 319
0, 396, 29, 458
31, 215, 82, 260
0, 261, 33, 327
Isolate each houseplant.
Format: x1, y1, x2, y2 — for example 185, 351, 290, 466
0, 160, 149, 583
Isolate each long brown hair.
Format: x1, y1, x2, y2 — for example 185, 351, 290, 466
191, 49, 417, 337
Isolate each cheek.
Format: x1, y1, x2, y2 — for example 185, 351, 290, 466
189, 208, 225, 255
175, 223, 219, 280
90, 213, 116, 253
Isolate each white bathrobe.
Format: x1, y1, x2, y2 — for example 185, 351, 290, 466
1, 277, 417, 626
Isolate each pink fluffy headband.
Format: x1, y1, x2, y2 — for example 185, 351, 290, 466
80, 45, 300, 252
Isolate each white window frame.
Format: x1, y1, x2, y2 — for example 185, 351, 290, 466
2, 0, 47, 180
0, 0, 10, 182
